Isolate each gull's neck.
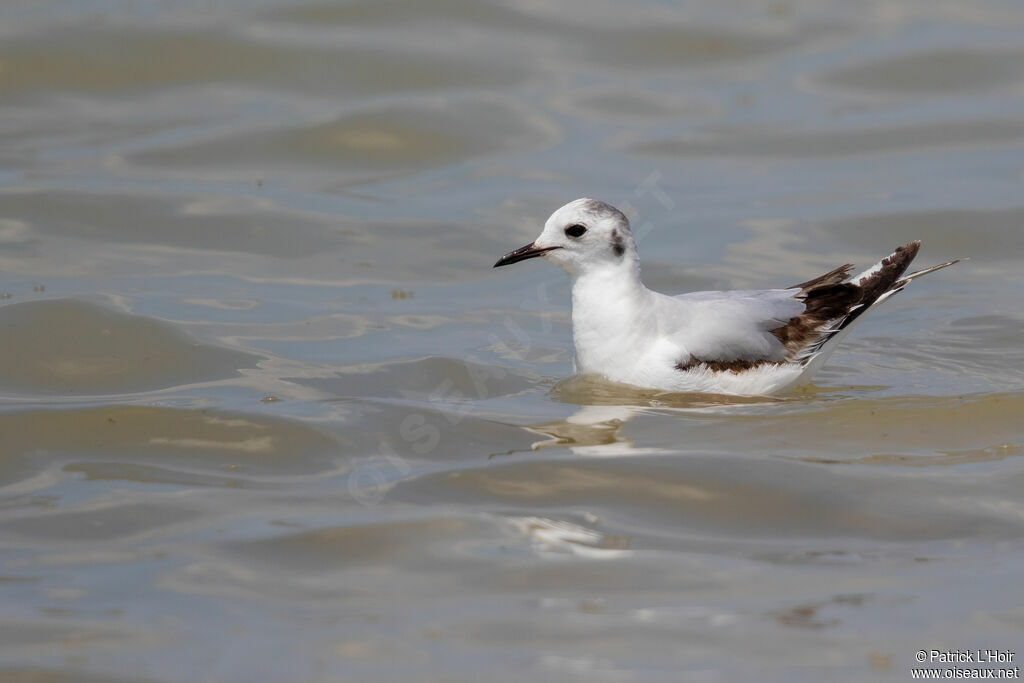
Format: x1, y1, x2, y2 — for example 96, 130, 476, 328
570, 259, 646, 299
569, 261, 653, 373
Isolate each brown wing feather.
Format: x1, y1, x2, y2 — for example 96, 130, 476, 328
790, 263, 854, 291
770, 242, 921, 362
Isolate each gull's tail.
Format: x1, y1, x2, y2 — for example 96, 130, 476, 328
841, 242, 964, 335
894, 257, 966, 287
776, 242, 963, 376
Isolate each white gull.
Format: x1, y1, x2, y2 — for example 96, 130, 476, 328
494, 198, 961, 396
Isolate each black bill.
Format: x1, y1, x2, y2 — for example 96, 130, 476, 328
493, 243, 561, 268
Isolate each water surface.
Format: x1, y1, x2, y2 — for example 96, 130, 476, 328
1, 1, 1023, 681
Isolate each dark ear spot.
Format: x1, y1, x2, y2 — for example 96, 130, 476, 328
611, 229, 625, 257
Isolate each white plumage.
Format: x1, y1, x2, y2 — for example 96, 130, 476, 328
495, 198, 961, 396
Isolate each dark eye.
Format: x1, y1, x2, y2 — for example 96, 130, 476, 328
564, 224, 587, 238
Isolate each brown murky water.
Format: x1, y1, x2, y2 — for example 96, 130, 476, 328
1, 1, 1023, 681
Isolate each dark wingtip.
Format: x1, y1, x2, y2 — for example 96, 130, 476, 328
894, 241, 921, 265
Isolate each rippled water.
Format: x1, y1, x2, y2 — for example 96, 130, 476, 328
2, 1, 1023, 681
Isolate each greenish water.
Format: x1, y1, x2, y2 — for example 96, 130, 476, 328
1, 1, 1023, 681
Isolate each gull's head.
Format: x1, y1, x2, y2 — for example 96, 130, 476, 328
493, 198, 637, 276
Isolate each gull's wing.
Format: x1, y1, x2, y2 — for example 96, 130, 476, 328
667, 243, 961, 372
665, 288, 806, 365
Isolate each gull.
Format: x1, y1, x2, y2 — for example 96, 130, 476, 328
494, 198, 961, 396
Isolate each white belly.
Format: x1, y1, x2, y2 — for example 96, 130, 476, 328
575, 333, 808, 396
